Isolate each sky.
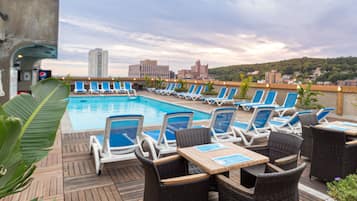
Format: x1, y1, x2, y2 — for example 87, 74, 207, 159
42, 0, 357, 76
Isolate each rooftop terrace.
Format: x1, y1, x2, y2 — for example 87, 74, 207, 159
1, 91, 342, 201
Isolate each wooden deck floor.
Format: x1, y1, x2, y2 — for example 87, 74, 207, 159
2, 130, 330, 201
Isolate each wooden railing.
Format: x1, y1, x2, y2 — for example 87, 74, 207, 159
57, 76, 357, 116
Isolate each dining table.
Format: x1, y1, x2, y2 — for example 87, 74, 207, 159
316, 121, 357, 137
177, 142, 269, 175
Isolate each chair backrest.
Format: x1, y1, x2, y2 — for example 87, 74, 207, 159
248, 106, 275, 131
75, 81, 84, 90
102, 115, 144, 154
90, 81, 98, 90
254, 163, 306, 201
125, 82, 132, 90
209, 107, 237, 134
176, 83, 182, 89
175, 127, 211, 148
268, 132, 303, 162
217, 87, 228, 98
263, 91, 277, 104
298, 113, 318, 126
283, 92, 298, 108
168, 83, 175, 90
187, 85, 195, 93
316, 107, 335, 122
194, 85, 203, 95
113, 81, 122, 90
287, 110, 312, 127
252, 90, 265, 103
158, 112, 194, 145
226, 88, 238, 100
102, 81, 110, 90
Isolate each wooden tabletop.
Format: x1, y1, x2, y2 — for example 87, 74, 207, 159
317, 121, 357, 136
177, 142, 269, 175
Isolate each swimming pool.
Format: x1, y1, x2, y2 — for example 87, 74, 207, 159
67, 96, 210, 131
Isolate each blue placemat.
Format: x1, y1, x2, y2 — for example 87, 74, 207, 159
342, 122, 357, 127
212, 154, 251, 166
325, 125, 349, 131
195, 143, 227, 152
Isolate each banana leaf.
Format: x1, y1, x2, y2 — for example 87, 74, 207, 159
0, 116, 35, 198
2, 79, 69, 164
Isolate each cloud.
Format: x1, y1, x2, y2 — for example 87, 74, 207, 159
43, 0, 357, 76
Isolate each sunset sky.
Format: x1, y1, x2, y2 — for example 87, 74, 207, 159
43, 0, 357, 76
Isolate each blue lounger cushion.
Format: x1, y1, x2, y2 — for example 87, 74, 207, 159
233, 121, 249, 130
96, 134, 134, 147
144, 130, 176, 141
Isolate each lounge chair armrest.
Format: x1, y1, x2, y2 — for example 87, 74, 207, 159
266, 163, 285, 173
274, 154, 298, 166
161, 173, 209, 186
154, 155, 182, 166
216, 174, 254, 196
346, 140, 357, 145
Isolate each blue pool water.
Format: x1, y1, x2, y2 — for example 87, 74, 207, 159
67, 96, 210, 131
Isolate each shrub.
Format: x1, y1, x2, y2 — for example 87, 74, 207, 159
202, 81, 218, 95
296, 82, 323, 109
237, 73, 252, 99
327, 173, 357, 201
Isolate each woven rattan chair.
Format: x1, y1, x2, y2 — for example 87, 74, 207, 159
175, 127, 211, 148
310, 127, 357, 181
135, 148, 210, 201
240, 131, 303, 188
217, 163, 306, 201
298, 113, 319, 159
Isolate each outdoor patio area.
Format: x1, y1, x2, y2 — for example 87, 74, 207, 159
0, 91, 337, 201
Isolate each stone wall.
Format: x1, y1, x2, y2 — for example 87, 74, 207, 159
0, 0, 59, 103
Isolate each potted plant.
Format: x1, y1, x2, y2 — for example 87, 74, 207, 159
234, 73, 252, 101
296, 82, 323, 110
327, 173, 357, 201
201, 81, 218, 97
174, 79, 188, 93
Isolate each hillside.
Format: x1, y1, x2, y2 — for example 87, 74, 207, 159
209, 57, 357, 83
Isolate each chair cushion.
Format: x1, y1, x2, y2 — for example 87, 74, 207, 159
95, 134, 134, 147
270, 120, 286, 126
233, 121, 249, 130
144, 130, 176, 141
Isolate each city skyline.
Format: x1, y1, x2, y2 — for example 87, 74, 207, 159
42, 0, 357, 76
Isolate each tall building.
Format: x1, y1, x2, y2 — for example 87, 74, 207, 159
88, 48, 108, 77
265, 70, 282, 84
177, 60, 208, 79
128, 59, 170, 78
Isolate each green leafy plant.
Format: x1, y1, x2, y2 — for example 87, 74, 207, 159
0, 79, 69, 198
202, 81, 218, 95
327, 173, 357, 201
236, 73, 252, 99
144, 76, 154, 88
296, 82, 323, 109
155, 78, 164, 89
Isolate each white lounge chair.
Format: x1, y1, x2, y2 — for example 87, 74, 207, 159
89, 81, 100, 93
231, 106, 275, 146
214, 87, 238, 106
89, 114, 144, 175
139, 112, 193, 157
74, 81, 87, 93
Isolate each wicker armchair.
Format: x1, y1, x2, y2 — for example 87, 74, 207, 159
217, 163, 306, 201
175, 127, 211, 148
310, 127, 357, 181
298, 113, 319, 159
135, 148, 210, 201
241, 131, 303, 188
